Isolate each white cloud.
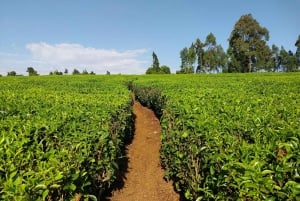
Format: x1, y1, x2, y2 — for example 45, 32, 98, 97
24, 42, 148, 74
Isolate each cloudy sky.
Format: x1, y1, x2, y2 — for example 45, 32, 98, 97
0, 0, 299, 75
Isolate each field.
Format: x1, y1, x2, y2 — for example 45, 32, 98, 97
1, 73, 300, 200
0, 76, 134, 200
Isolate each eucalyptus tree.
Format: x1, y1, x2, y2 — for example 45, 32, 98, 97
195, 38, 204, 73
152, 51, 160, 69
201, 33, 227, 73
271, 44, 280, 72
188, 43, 196, 71
295, 35, 300, 67
177, 44, 195, 74
279, 46, 298, 72
228, 14, 270, 72
203, 33, 217, 72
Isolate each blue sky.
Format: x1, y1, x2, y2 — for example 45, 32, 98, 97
0, 0, 299, 75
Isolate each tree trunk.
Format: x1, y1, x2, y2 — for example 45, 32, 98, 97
248, 56, 252, 72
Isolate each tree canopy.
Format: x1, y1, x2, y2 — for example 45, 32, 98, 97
227, 14, 270, 72
146, 52, 171, 74
26, 67, 39, 76
179, 33, 227, 74
7, 71, 17, 76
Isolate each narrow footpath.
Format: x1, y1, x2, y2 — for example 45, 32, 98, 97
108, 101, 179, 201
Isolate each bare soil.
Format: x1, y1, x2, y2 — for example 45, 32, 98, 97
107, 101, 179, 201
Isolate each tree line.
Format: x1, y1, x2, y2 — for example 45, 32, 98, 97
177, 14, 300, 73
4, 67, 97, 77
2, 13, 299, 76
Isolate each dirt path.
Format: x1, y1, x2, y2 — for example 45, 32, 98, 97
108, 101, 179, 201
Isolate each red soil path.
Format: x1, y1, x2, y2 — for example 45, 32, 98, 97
108, 101, 179, 201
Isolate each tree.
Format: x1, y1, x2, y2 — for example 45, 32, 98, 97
72, 69, 81, 75
7, 71, 17, 76
54, 70, 63, 75
228, 14, 270, 72
82, 69, 89, 75
295, 35, 300, 67
179, 47, 189, 70
203, 33, 218, 72
215, 45, 227, 72
177, 44, 195, 74
26, 67, 38, 76
64, 68, 68, 75
271, 44, 280, 72
152, 51, 160, 69
188, 43, 196, 69
146, 52, 171, 74
160, 65, 171, 74
195, 38, 204, 73
194, 33, 227, 73
279, 46, 298, 72
146, 51, 170, 74
146, 51, 160, 74
285, 51, 297, 72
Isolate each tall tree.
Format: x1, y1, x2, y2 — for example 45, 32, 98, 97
146, 51, 164, 74
177, 44, 195, 74
26, 67, 38, 76
195, 38, 204, 73
271, 44, 280, 72
202, 33, 227, 73
295, 35, 300, 67
180, 47, 189, 70
203, 33, 217, 72
279, 46, 297, 72
228, 14, 269, 72
188, 43, 196, 70
152, 51, 160, 69
215, 45, 227, 72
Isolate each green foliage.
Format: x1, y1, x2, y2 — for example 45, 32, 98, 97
82, 69, 89, 75
0, 75, 134, 200
146, 65, 171, 74
279, 47, 299, 72
49, 70, 63, 75
152, 51, 160, 69
160, 65, 171, 74
72, 69, 81, 75
7, 71, 17, 76
146, 52, 171, 74
228, 14, 270, 72
178, 45, 196, 74
195, 38, 205, 73
132, 73, 300, 200
27, 67, 39, 76
1, 73, 299, 200
202, 33, 227, 73
295, 36, 300, 68
181, 33, 226, 74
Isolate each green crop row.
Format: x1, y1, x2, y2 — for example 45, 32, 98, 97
0, 76, 134, 200
132, 73, 300, 200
